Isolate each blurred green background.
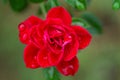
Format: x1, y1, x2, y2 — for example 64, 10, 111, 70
0, 0, 120, 80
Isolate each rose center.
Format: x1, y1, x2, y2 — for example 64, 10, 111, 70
49, 37, 63, 49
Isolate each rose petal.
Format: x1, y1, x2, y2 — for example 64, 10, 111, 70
56, 57, 79, 76
63, 34, 79, 61
48, 51, 64, 66
37, 48, 51, 68
22, 15, 43, 28
29, 26, 44, 48
47, 7, 72, 25
45, 18, 63, 26
18, 16, 43, 44
24, 43, 40, 69
18, 16, 43, 33
19, 31, 30, 44
72, 25, 92, 49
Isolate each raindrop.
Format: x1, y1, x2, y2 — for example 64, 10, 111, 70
22, 33, 28, 41
62, 67, 68, 75
68, 65, 74, 69
68, 35, 72, 39
31, 64, 36, 68
18, 24, 26, 31
34, 56, 37, 60
43, 56, 48, 60
56, 30, 62, 33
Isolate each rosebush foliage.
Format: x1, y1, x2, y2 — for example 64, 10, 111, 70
5, 0, 104, 35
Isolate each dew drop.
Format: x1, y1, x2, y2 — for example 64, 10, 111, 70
18, 24, 26, 31
68, 35, 72, 39
68, 65, 74, 69
56, 30, 61, 33
31, 64, 36, 68
62, 65, 74, 75
30, 58, 38, 68
22, 33, 28, 41
62, 68, 68, 75
34, 56, 37, 60
43, 56, 48, 60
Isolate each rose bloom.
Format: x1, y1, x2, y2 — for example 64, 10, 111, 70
18, 6, 92, 76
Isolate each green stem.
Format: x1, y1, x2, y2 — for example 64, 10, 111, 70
42, 67, 61, 80
40, 2, 46, 18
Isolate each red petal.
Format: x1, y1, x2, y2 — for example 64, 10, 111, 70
22, 16, 43, 28
63, 34, 79, 61
18, 16, 43, 44
24, 43, 40, 69
29, 26, 44, 48
56, 57, 79, 76
37, 48, 51, 68
19, 31, 30, 44
45, 18, 63, 26
47, 7, 72, 25
48, 51, 63, 66
18, 16, 43, 32
72, 26, 92, 49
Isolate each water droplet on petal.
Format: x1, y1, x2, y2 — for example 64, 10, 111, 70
29, 57, 39, 68
68, 35, 72, 39
62, 65, 74, 75
34, 56, 37, 60
68, 65, 74, 69
22, 33, 28, 41
18, 24, 26, 31
62, 68, 68, 75
31, 64, 36, 68
56, 30, 61, 33
43, 56, 47, 60
63, 35, 72, 46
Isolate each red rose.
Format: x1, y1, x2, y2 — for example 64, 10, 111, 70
18, 6, 92, 76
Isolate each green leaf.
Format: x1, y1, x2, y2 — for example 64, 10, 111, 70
48, 0, 60, 7
43, 67, 60, 80
29, 0, 43, 3
9, 0, 27, 12
65, 0, 75, 8
81, 13, 102, 34
72, 18, 99, 34
53, 0, 60, 6
44, 2, 51, 12
112, 0, 120, 10
72, 18, 91, 28
75, 0, 86, 10
44, 0, 60, 12
65, 0, 87, 10
76, 0, 87, 10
